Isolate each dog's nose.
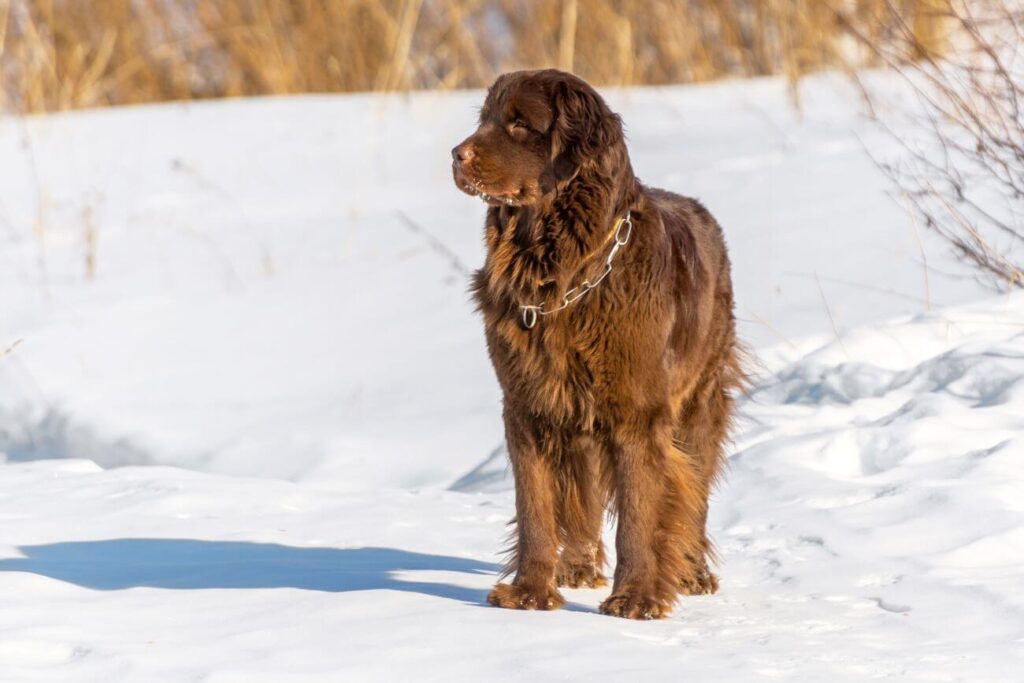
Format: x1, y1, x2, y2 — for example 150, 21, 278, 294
452, 143, 474, 164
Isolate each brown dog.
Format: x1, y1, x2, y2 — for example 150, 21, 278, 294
452, 69, 745, 620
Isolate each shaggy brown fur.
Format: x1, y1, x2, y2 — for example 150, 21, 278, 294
452, 69, 746, 620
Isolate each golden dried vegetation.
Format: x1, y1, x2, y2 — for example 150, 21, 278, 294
0, 0, 948, 113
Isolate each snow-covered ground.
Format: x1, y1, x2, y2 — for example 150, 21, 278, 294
0, 74, 1021, 680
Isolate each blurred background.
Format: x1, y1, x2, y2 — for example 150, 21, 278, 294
2, 0, 947, 113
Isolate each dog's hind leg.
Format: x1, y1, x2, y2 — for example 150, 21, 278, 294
674, 353, 743, 596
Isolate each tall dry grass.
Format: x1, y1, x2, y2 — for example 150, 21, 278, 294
0, 0, 948, 113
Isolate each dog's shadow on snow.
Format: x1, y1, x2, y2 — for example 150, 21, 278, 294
0, 539, 504, 606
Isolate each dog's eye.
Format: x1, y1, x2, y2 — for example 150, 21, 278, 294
509, 119, 529, 134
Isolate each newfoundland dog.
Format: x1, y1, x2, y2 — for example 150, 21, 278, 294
452, 69, 746, 619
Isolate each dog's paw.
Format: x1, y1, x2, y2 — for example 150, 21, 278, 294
679, 566, 719, 595
487, 582, 565, 611
556, 561, 608, 589
599, 592, 671, 620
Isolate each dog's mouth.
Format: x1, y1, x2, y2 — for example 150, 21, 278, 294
454, 167, 523, 207
466, 183, 521, 207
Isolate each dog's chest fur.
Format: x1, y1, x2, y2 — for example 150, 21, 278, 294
474, 202, 643, 429
493, 318, 605, 429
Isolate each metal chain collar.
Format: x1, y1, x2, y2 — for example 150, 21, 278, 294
519, 210, 633, 330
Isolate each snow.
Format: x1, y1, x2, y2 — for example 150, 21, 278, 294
0, 73, 1022, 680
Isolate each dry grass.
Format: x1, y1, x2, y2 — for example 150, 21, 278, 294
0, 0, 947, 114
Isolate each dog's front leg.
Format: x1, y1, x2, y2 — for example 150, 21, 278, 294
487, 412, 565, 611
600, 412, 693, 619
555, 434, 608, 589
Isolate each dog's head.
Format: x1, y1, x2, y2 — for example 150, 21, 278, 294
452, 69, 624, 207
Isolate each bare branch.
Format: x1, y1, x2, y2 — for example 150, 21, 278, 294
850, 0, 1024, 289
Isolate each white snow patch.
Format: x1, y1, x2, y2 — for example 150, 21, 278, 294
0, 74, 1021, 680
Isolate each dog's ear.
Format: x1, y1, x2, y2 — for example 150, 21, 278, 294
549, 77, 623, 182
